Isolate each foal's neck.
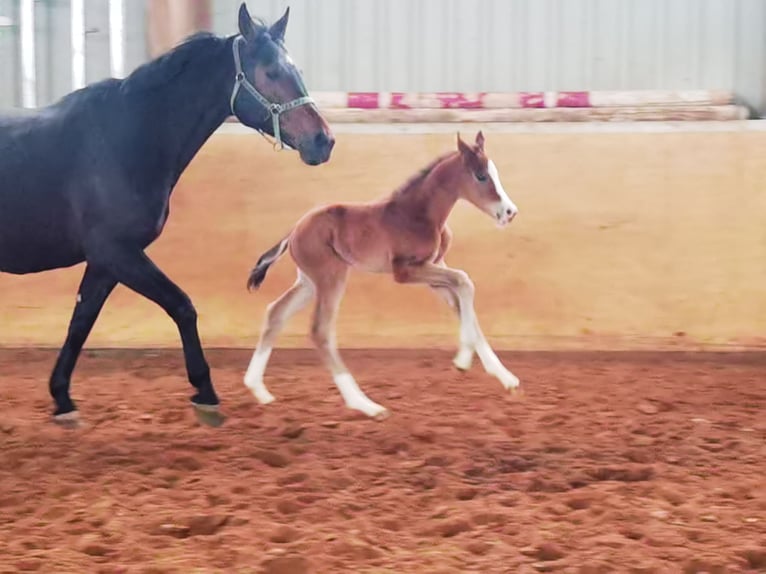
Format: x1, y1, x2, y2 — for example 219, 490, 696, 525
393, 153, 462, 229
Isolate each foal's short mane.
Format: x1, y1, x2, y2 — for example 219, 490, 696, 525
390, 151, 457, 199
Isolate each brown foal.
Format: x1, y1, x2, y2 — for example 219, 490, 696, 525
244, 131, 519, 419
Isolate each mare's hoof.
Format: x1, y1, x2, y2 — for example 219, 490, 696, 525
52, 411, 82, 429
192, 403, 226, 428
509, 386, 525, 399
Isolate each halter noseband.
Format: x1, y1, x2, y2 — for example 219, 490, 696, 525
230, 35, 314, 151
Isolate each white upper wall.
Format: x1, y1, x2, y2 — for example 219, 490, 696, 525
1, 0, 764, 114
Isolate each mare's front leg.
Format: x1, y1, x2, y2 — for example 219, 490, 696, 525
49, 264, 117, 427
89, 243, 224, 427
394, 261, 521, 392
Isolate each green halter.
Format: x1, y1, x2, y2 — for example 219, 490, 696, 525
229, 35, 314, 151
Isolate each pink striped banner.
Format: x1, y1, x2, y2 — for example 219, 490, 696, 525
312, 90, 735, 110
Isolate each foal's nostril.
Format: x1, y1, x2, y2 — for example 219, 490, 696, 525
506, 208, 513, 216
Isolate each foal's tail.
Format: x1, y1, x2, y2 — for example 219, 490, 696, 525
247, 235, 290, 291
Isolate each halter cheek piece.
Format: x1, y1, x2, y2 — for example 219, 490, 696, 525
229, 35, 314, 151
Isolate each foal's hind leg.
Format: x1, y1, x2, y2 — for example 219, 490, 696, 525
310, 271, 388, 419
49, 264, 117, 427
244, 271, 314, 404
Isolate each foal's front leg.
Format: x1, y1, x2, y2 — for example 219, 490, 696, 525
395, 262, 521, 392
432, 227, 474, 371
432, 258, 474, 371
431, 284, 474, 371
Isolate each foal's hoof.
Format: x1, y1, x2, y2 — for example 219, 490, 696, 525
192, 403, 226, 428
373, 409, 391, 422
452, 349, 473, 372
52, 411, 82, 429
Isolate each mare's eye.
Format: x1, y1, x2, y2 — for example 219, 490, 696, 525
475, 173, 488, 182
266, 69, 280, 81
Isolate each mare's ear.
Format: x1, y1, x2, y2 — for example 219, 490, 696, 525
269, 6, 290, 42
238, 3, 258, 43
475, 130, 485, 151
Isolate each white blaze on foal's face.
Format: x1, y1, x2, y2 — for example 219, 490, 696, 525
457, 131, 518, 228
486, 159, 518, 227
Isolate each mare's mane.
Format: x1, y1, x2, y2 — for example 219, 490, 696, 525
120, 32, 228, 94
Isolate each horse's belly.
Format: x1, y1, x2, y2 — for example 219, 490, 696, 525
0, 229, 84, 275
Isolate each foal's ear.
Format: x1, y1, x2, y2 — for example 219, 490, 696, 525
475, 130, 485, 151
457, 132, 472, 157
269, 6, 290, 42
238, 3, 258, 43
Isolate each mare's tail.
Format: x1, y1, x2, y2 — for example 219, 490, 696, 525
246, 235, 290, 291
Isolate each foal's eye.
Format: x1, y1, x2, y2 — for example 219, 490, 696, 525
475, 173, 488, 182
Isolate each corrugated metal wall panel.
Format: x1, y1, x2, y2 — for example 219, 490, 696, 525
0, 0, 17, 106
0, 0, 765, 112
47, 0, 73, 103
124, 0, 147, 79
84, 0, 110, 85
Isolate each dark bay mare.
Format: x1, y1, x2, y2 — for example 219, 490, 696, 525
0, 3, 334, 428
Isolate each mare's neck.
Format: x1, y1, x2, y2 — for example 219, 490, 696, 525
124, 35, 236, 185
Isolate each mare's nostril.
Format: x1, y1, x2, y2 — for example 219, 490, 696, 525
506, 208, 513, 216
314, 131, 330, 148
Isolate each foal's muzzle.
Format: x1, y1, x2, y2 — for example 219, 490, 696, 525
494, 202, 518, 227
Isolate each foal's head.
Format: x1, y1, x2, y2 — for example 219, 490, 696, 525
454, 132, 518, 227
232, 3, 334, 165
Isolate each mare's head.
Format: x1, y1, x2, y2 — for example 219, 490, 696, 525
454, 131, 518, 227
231, 3, 334, 165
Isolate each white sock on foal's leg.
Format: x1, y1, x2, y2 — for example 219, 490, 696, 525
244, 272, 314, 405
333, 372, 389, 419
453, 279, 520, 391
475, 337, 520, 390
244, 347, 275, 404
453, 346, 474, 371
431, 284, 474, 371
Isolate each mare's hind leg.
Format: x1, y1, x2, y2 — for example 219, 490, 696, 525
310, 269, 388, 419
49, 264, 117, 427
90, 246, 223, 427
244, 271, 314, 404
